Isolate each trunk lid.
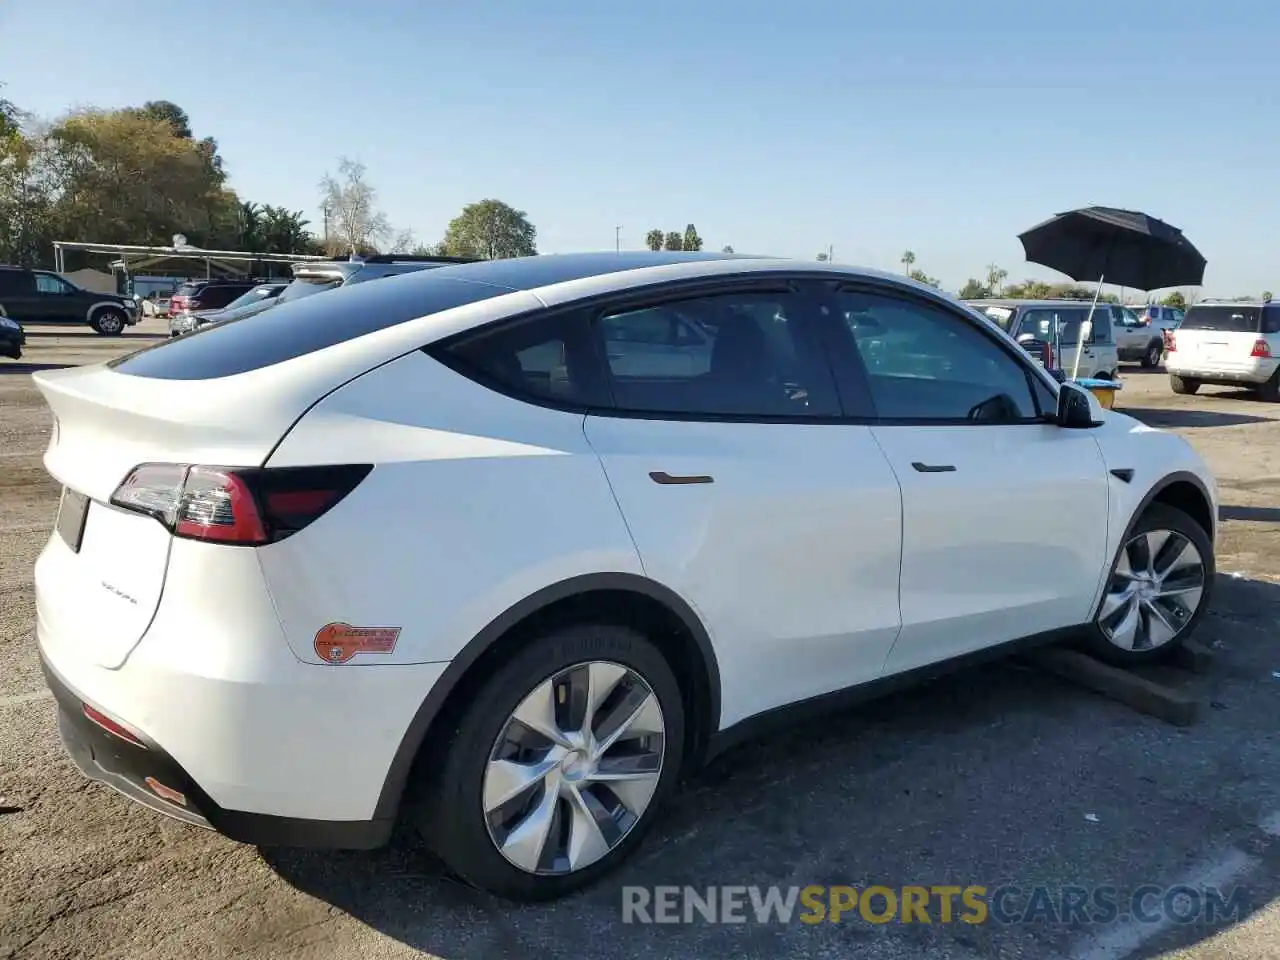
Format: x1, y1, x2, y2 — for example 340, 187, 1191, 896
33, 363, 315, 668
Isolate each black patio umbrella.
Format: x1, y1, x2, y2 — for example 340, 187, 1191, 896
1018, 206, 1206, 379
1018, 206, 1206, 292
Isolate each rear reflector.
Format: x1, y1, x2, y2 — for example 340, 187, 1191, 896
144, 777, 188, 806
110, 463, 372, 546
83, 703, 147, 748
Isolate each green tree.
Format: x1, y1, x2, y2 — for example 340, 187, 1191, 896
816, 252, 829, 261
441, 198, 537, 259
0, 131, 55, 265
1160, 290, 1187, 309
958, 278, 988, 299
0, 82, 22, 138
901, 250, 915, 274
1264, 290, 1274, 301
908, 268, 940, 289
721, 244, 734, 253
663, 231, 683, 251
43, 108, 234, 248
134, 100, 193, 139
259, 205, 316, 254
645, 229, 663, 251
985, 263, 1007, 296
237, 201, 263, 251
681, 223, 703, 252
319, 157, 391, 255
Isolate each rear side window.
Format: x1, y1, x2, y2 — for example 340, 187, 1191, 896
441, 310, 610, 407
110, 274, 517, 380
0, 271, 29, 295
1181, 305, 1261, 333
1262, 306, 1280, 334
1019, 308, 1089, 344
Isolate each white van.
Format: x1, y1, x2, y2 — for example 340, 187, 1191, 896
1165, 300, 1280, 400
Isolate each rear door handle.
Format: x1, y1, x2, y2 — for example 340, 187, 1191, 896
911, 462, 956, 473
649, 471, 715, 485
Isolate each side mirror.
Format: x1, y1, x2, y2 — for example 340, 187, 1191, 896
1055, 382, 1104, 429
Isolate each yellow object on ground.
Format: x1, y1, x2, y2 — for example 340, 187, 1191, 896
1072, 378, 1121, 410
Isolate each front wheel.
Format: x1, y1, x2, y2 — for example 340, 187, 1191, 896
91, 308, 126, 336
1170, 375, 1200, 395
418, 622, 685, 902
1083, 503, 1213, 665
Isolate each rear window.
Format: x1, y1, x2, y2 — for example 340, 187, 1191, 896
172, 282, 204, 298
974, 305, 1015, 331
108, 273, 518, 380
1180, 305, 1263, 333
276, 276, 343, 303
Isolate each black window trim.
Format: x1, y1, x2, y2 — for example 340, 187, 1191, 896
819, 280, 1057, 427
428, 270, 1063, 427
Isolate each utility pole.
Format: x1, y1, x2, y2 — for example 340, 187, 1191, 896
615, 225, 622, 253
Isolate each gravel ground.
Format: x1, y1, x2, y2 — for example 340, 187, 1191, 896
1, 319, 1277, 960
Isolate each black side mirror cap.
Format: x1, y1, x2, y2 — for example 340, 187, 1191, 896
1055, 382, 1103, 429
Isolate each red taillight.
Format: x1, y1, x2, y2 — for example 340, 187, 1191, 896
83, 703, 147, 748
1250, 338, 1272, 358
110, 463, 371, 546
1166, 333, 1177, 352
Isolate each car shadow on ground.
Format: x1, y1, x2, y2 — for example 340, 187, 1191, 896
20, 329, 165, 341
263, 574, 1280, 960
1119, 406, 1273, 428
0, 362, 75, 375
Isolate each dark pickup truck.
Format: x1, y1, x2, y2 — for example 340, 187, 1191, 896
0, 265, 140, 335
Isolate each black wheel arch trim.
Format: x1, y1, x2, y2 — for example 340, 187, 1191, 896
371, 571, 722, 822
1122, 469, 1215, 547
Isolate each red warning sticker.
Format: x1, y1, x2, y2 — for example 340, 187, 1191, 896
314, 622, 401, 664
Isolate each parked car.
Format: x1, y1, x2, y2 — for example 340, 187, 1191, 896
966, 299, 1121, 379
1112, 304, 1168, 368
169, 283, 289, 337
1165, 299, 1280, 400
1132, 304, 1185, 330
0, 265, 140, 335
168, 278, 277, 318
34, 253, 1217, 902
0, 312, 24, 359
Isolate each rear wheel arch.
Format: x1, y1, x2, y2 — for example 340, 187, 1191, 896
373, 572, 722, 823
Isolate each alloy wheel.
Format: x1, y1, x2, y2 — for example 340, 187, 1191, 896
482, 660, 666, 876
1097, 528, 1206, 651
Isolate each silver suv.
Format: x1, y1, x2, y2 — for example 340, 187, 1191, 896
966, 299, 1121, 380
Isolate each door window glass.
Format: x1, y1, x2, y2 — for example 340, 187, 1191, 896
836, 290, 1039, 422
599, 292, 839, 418
34, 273, 73, 295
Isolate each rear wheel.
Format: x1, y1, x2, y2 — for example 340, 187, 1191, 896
1084, 503, 1213, 665
1141, 341, 1163, 368
1256, 370, 1280, 403
91, 308, 126, 336
1170, 375, 1200, 395
418, 622, 685, 902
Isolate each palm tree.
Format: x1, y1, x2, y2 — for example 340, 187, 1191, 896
901, 250, 916, 274
985, 263, 1007, 296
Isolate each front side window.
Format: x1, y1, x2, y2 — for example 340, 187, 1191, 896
34, 273, 73, 295
837, 290, 1039, 422
598, 292, 839, 418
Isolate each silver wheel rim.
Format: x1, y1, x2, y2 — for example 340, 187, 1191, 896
99, 313, 122, 333
1098, 529, 1206, 651
482, 660, 666, 876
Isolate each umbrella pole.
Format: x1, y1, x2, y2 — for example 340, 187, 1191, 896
1072, 275, 1104, 381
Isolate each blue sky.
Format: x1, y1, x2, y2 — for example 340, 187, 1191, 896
1, 1, 1275, 297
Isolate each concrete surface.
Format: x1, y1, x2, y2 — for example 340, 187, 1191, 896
1, 320, 1278, 960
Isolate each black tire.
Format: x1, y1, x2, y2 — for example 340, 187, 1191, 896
1081, 503, 1214, 666
91, 308, 126, 336
418, 622, 686, 902
1169, 375, 1200, 395
1140, 341, 1163, 369
1256, 369, 1280, 403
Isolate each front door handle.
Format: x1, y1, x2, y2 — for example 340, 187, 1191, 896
911, 462, 956, 473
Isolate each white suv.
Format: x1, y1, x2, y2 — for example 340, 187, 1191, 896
1165, 300, 1280, 401
34, 253, 1217, 901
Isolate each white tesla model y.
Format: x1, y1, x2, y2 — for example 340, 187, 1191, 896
34, 252, 1218, 901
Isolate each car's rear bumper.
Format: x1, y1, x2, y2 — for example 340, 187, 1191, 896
1166, 357, 1278, 384
41, 651, 395, 849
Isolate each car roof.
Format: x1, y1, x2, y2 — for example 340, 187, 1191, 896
975, 299, 1115, 309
